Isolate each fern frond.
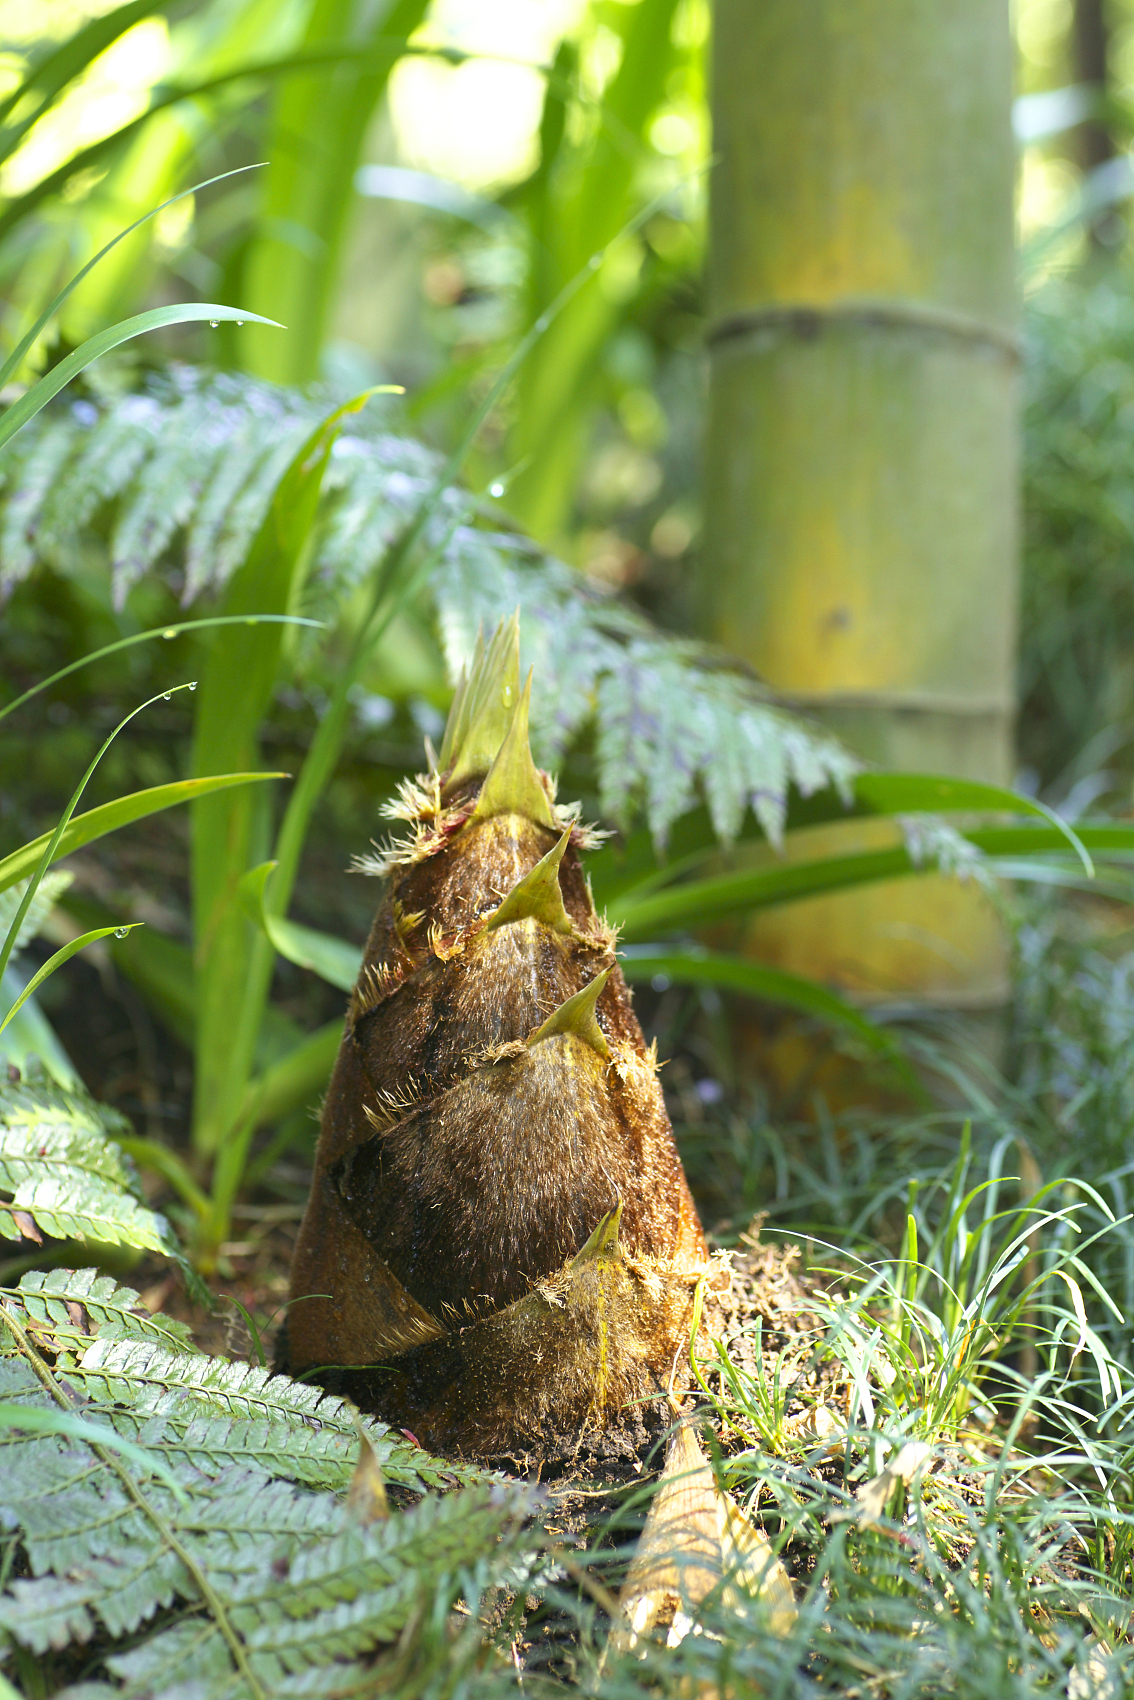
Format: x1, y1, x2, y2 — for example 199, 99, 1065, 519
65, 1335, 481, 1492
0, 1285, 537, 1696
0, 869, 73, 959
899, 814, 996, 890
0, 369, 861, 848
0, 1068, 180, 1258
5, 1266, 198, 1355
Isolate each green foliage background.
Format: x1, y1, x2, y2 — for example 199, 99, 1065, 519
2, 0, 1134, 1695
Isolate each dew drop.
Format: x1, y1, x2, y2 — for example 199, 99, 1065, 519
489, 481, 504, 498
209, 319, 219, 328
162, 691, 172, 701
236, 320, 244, 327
162, 628, 177, 640
114, 927, 129, 939
188, 681, 197, 691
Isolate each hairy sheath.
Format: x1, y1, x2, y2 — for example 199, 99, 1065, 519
285, 618, 712, 1456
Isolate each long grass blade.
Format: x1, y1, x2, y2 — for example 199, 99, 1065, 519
0, 683, 197, 984
0, 305, 280, 451
0, 615, 320, 727
0, 924, 142, 1034
0, 774, 286, 898
0, 39, 467, 247
0, 165, 268, 392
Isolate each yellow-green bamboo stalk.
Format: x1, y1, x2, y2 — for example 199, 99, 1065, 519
702, 0, 1018, 1006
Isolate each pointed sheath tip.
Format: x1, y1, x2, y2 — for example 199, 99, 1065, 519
527, 965, 611, 1056
469, 670, 557, 829
439, 615, 522, 793
484, 825, 573, 935
572, 1198, 623, 1266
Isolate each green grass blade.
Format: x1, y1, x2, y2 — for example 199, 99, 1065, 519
0, 305, 280, 451
0, 166, 267, 393
0, 683, 198, 985
0, 774, 286, 898
0, 616, 321, 727
0, 924, 142, 1034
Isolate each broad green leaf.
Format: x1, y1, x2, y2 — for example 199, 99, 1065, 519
591, 774, 1097, 912
0, 773, 287, 897
238, 862, 361, 992
0, 304, 281, 451
851, 774, 1091, 873
0, 0, 161, 135
0, 924, 142, 1036
619, 947, 921, 1091
611, 846, 919, 937
968, 822, 1134, 856
242, 0, 431, 384
190, 393, 371, 1158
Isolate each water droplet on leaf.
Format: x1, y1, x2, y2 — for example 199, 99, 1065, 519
489, 482, 504, 498
162, 628, 177, 640
114, 927, 129, 939
209, 319, 219, 328
188, 681, 197, 691
162, 692, 171, 700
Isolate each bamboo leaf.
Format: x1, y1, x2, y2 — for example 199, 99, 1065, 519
610, 848, 920, 938
852, 774, 1092, 874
